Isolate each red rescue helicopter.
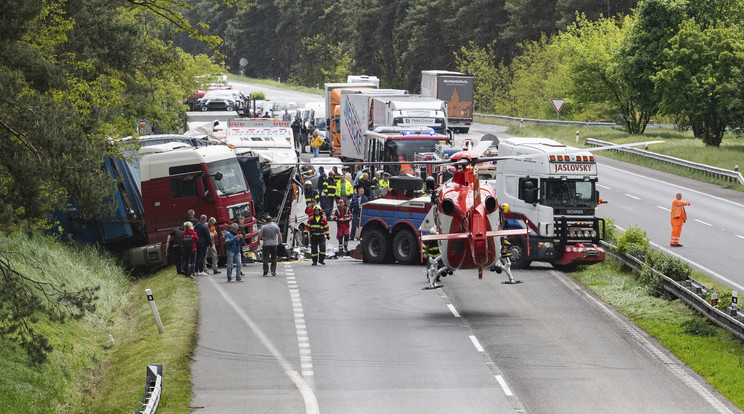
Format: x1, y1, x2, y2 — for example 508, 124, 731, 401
419, 148, 527, 283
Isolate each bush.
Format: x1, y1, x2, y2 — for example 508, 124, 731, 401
646, 251, 691, 282
681, 317, 717, 337
251, 92, 266, 100
639, 265, 665, 297
601, 217, 617, 243
616, 226, 650, 254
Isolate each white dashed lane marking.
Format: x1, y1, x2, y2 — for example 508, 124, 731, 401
624, 193, 641, 200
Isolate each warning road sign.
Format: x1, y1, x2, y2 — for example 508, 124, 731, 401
551, 99, 565, 114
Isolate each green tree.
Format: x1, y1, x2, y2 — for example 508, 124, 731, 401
557, 15, 649, 132
653, 19, 744, 146
455, 42, 511, 113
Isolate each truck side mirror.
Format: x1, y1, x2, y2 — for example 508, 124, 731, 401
213, 171, 223, 181
524, 188, 538, 204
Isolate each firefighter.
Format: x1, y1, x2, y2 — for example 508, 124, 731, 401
321, 171, 338, 217
491, 203, 518, 284
423, 227, 448, 289
304, 180, 319, 205
308, 205, 330, 265
670, 192, 691, 247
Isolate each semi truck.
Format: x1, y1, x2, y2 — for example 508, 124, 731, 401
420, 70, 475, 133
54, 140, 258, 268
224, 118, 298, 240
338, 89, 407, 160
484, 137, 605, 270
370, 96, 448, 135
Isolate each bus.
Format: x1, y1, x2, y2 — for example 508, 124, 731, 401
363, 126, 451, 176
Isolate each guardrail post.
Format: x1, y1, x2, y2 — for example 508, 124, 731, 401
520, 119, 524, 128
576, 130, 579, 143
708, 293, 719, 314
146, 289, 165, 334
731, 291, 738, 317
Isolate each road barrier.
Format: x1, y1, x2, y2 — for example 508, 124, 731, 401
585, 138, 744, 185
136, 364, 163, 414
602, 241, 744, 342
474, 113, 675, 129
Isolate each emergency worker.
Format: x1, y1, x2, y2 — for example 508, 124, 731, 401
308, 205, 330, 265
370, 171, 382, 200
304, 180, 319, 205
322, 171, 338, 217
670, 193, 691, 247
333, 198, 352, 253
336, 173, 354, 205
379, 172, 390, 197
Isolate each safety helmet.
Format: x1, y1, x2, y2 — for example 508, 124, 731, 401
430, 226, 438, 235
305, 180, 312, 186
313, 205, 322, 211
500, 203, 511, 214
337, 199, 345, 204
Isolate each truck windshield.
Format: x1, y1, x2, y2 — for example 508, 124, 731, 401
207, 158, 249, 197
383, 138, 445, 162
542, 179, 596, 208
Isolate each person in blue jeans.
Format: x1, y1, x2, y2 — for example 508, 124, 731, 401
224, 223, 245, 282
349, 186, 367, 241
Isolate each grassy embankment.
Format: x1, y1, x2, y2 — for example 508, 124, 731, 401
475, 115, 744, 191
0, 234, 198, 413
476, 116, 744, 407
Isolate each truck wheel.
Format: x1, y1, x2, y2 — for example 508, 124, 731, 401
389, 176, 423, 191
362, 229, 391, 264
508, 239, 531, 269
392, 230, 419, 265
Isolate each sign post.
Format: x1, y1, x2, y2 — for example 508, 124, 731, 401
551, 99, 565, 120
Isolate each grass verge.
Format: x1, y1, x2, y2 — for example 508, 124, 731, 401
573, 258, 744, 408
475, 116, 744, 191
0, 233, 198, 413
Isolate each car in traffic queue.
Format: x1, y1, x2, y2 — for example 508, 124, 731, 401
197, 90, 249, 114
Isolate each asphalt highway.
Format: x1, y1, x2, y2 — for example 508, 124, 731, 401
189, 82, 743, 413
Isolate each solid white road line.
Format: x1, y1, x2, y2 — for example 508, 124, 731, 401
209, 276, 319, 414
554, 272, 734, 414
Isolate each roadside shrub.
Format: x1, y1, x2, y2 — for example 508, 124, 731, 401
600, 217, 617, 243
681, 317, 717, 337
639, 265, 665, 297
251, 92, 266, 100
646, 251, 691, 282
616, 226, 650, 255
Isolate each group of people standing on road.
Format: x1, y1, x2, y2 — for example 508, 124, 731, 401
291, 115, 324, 157
166, 210, 222, 279
299, 165, 391, 264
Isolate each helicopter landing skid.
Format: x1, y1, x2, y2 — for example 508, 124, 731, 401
501, 280, 523, 285
422, 284, 444, 290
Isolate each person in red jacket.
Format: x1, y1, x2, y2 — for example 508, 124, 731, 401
670, 192, 691, 247
181, 221, 199, 278
333, 198, 352, 253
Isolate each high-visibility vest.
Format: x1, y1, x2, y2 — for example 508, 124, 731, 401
398, 156, 414, 175
337, 179, 353, 198
379, 179, 390, 189
671, 198, 689, 220
307, 215, 329, 236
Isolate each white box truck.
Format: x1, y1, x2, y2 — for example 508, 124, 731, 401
421, 70, 475, 133
370, 95, 448, 135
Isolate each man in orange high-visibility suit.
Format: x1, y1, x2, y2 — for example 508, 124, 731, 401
670, 193, 691, 247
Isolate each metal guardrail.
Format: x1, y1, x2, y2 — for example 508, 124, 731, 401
474, 112, 675, 129
601, 241, 744, 342
136, 364, 163, 414
585, 138, 744, 185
